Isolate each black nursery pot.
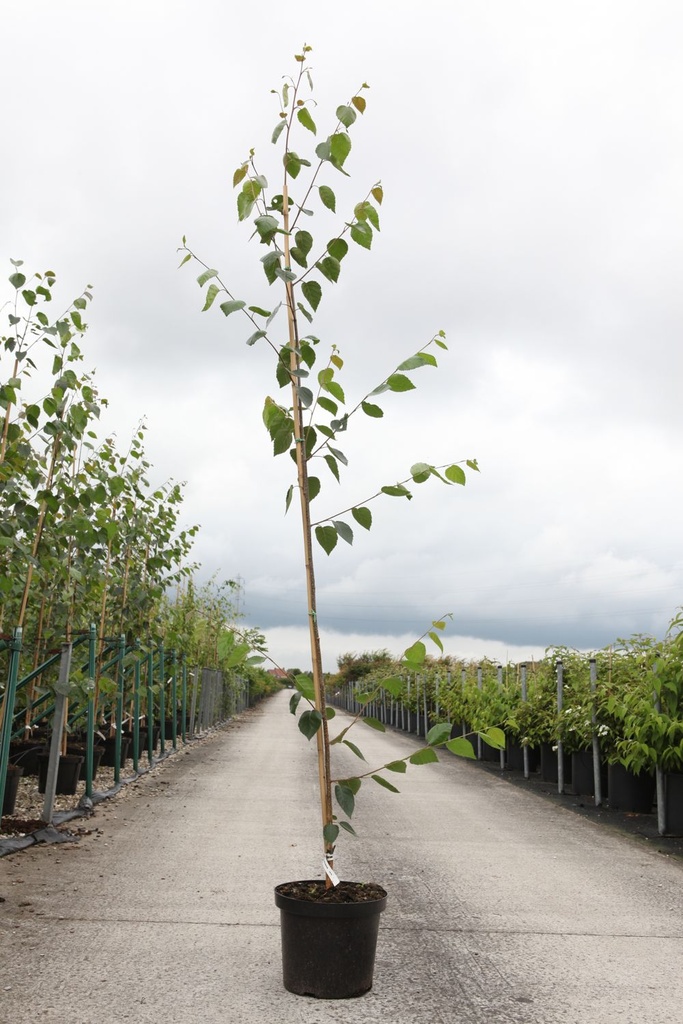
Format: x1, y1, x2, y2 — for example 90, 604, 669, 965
571, 748, 608, 798
2, 764, 24, 814
9, 740, 48, 776
37, 753, 84, 795
274, 882, 387, 999
607, 763, 655, 813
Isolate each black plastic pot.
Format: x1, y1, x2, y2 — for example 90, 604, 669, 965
67, 744, 105, 780
664, 772, 683, 835
2, 763, 24, 814
100, 735, 131, 767
274, 881, 387, 999
571, 748, 608, 798
540, 743, 572, 784
9, 740, 48, 776
480, 737, 504, 763
607, 763, 655, 813
37, 753, 84, 795
506, 742, 540, 773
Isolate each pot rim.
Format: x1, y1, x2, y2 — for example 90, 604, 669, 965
275, 880, 387, 919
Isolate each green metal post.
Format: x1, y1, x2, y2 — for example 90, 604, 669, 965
0, 627, 23, 816
114, 634, 126, 784
133, 646, 141, 773
170, 650, 178, 750
147, 647, 155, 765
158, 643, 166, 755
85, 623, 97, 799
181, 655, 187, 744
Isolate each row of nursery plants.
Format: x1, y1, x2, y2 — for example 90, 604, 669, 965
1, 263, 272, 824
0, 578, 278, 826
328, 611, 683, 835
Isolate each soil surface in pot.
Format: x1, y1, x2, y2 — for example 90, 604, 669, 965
277, 880, 386, 904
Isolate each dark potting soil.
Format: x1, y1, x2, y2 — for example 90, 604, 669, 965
277, 880, 387, 904
0, 817, 49, 836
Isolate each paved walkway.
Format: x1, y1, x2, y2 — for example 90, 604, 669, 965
1, 689, 682, 1023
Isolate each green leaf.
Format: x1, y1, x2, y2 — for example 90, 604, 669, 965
330, 131, 352, 170
371, 184, 383, 204
398, 355, 428, 371
249, 305, 271, 317
446, 737, 476, 759
202, 283, 220, 311
324, 454, 340, 482
342, 740, 366, 760
299, 709, 323, 740
371, 774, 399, 793
404, 641, 426, 665
409, 748, 439, 765
445, 464, 466, 485
285, 484, 294, 514
196, 268, 218, 287
426, 723, 452, 746
297, 301, 313, 323
319, 185, 336, 211
362, 716, 385, 732
318, 396, 338, 415
297, 107, 317, 134
271, 120, 287, 144
335, 783, 355, 817
308, 476, 321, 501
361, 401, 383, 418
233, 164, 248, 187
332, 520, 353, 545
352, 95, 367, 114
379, 676, 403, 698
254, 214, 279, 243
295, 230, 313, 257
302, 280, 322, 312
385, 759, 407, 773
261, 251, 281, 284
381, 484, 412, 498
411, 462, 432, 483
428, 630, 444, 653
237, 192, 255, 221
350, 221, 372, 249
294, 673, 316, 701
481, 727, 506, 751
284, 151, 302, 179
432, 619, 447, 630
286, 692, 301, 716
328, 445, 347, 465
315, 525, 338, 555
365, 204, 380, 231
336, 104, 357, 128
325, 380, 345, 404
323, 823, 339, 845
339, 821, 357, 836
9, 272, 26, 289
220, 300, 246, 317
317, 256, 340, 283
246, 330, 267, 347
351, 506, 372, 530
178, 252, 192, 268
298, 386, 314, 408
387, 373, 415, 392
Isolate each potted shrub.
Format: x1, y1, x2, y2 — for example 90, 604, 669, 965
651, 611, 683, 833
181, 47, 503, 998
597, 636, 659, 814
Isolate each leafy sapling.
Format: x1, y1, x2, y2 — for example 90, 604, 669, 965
181, 46, 494, 880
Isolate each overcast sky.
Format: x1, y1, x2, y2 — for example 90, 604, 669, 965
3, 1, 682, 670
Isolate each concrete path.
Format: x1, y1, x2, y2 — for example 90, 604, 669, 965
1, 688, 682, 1023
